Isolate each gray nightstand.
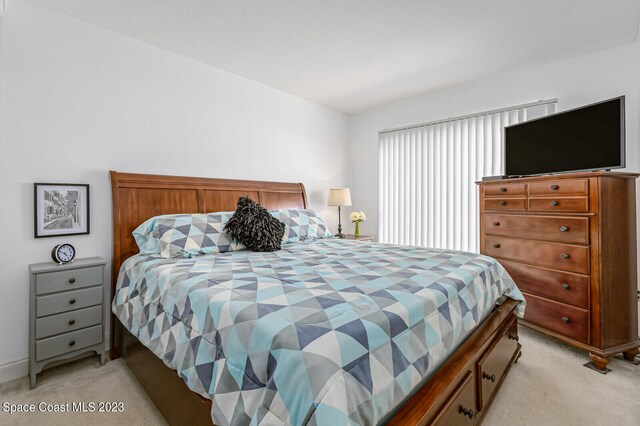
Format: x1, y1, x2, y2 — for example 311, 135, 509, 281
29, 257, 107, 388
341, 234, 375, 242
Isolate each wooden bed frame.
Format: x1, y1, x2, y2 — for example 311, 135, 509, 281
110, 170, 521, 425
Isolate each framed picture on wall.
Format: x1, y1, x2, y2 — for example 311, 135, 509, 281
34, 183, 90, 238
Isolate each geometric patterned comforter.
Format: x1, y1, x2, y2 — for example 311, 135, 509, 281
113, 239, 525, 425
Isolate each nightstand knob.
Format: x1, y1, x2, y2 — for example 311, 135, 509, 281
561, 316, 570, 323
493, 243, 501, 248
559, 226, 569, 232
68, 319, 75, 325
550, 200, 559, 206
69, 340, 76, 347
560, 253, 570, 260
550, 184, 559, 190
561, 283, 570, 290
69, 298, 76, 304
493, 221, 500, 226
68, 278, 76, 284
499, 201, 507, 206
499, 187, 507, 192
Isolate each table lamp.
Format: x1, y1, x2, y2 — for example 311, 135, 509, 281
328, 188, 352, 238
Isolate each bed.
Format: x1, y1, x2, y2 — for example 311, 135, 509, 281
109, 171, 525, 425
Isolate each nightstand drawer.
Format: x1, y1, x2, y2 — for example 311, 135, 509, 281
37, 286, 103, 317
36, 266, 103, 295
36, 325, 102, 362
36, 306, 102, 339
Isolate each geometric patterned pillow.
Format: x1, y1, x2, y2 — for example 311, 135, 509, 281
132, 212, 245, 258
270, 208, 333, 244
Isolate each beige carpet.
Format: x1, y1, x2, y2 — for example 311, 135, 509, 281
1, 326, 638, 425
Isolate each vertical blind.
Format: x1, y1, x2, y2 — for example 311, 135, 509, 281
378, 100, 557, 252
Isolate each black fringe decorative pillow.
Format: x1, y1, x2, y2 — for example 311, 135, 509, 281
224, 196, 285, 252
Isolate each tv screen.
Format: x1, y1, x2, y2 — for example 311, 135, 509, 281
504, 97, 625, 176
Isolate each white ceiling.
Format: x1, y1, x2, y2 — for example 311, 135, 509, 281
28, 0, 640, 114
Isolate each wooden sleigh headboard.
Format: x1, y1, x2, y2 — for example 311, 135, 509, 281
109, 170, 307, 355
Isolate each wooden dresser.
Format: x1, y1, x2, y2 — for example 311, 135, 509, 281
477, 171, 639, 372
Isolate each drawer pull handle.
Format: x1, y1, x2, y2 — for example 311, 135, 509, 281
493, 221, 500, 226
68, 319, 75, 325
493, 243, 501, 248
560, 253, 570, 260
561, 283, 570, 290
460, 407, 474, 419
561, 316, 570, 323
559, 226, 569, 232
508, 334, 519, 341
499, 201, 507, 206
499, 187, 507, 192
550, 200, 559, 206
69, 340, 76, 347
69, 298, 76, 304
551, 184, 559, 190
482, 372, 496, 382
68, 278, 76, 284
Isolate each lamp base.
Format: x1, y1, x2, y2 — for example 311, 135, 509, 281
336, 233, 345, 239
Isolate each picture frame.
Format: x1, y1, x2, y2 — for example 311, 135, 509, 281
34, 183, 90, 238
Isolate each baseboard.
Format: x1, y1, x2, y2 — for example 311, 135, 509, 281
0, 334, 110, 385
0, 357, 28, 384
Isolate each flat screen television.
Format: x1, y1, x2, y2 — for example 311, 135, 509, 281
504, 96, 625, 176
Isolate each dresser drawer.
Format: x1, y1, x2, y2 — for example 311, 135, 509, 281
522, 293, 589, 344
485, 236, 589, 274
528, 197, 588, 213
500, 260, 589, 308
528, 179, 588, 196
483, 198, 526, 211
36, 305, 102, 339
36, 266, 103, 296
431, 370, 477, 425
483, 214, 589, 245
477, 317, 519, 410
36, 325, 102, 362
483, 183, 526, 196
36, 286, 103, 317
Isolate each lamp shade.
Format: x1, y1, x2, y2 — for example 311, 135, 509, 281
328, 188, 352, 206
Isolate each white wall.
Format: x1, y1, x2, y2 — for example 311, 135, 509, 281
348, 39, 640, 239
0, 1, 349, 382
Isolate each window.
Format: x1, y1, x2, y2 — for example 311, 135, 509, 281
378, 100, 556, 252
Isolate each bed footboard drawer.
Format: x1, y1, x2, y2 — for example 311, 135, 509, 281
477, 317, 519, 410
431, 370, 477, 425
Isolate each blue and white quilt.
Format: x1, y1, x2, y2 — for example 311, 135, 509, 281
113, 239, 524, 425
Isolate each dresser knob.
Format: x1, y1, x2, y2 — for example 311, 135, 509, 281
460, 407, 474, 419
561, 316, 570, 323
493, 243, 501, 248
508, 334, 520, 341
482, 371, 497, 382
69, 298, 76, 304
550, 200, 559, 206
550, 184, 559, 190
68, 278, 76, 284
68, 319, 75, 325
561, 283, 570, 290
499, 201, 507, 206
69, 340, 76, 347
499, 187, 507, 192
559, 226, 569, 232
560, 253, 570, 260
493, 221, 500, 226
